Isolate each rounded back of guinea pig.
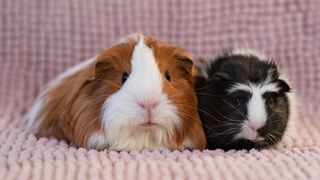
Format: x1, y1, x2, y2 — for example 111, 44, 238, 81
25, 33, 206, 151
195, 50, 292, 150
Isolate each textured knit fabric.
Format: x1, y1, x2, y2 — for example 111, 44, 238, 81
1, 0, 320, 179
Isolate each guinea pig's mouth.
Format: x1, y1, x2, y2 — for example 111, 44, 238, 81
250, 136, 265, 142
140, 122, 159, 127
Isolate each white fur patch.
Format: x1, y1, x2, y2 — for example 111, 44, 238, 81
117, 33, 143, 44
231, 49, 267, 60
233, 79, 279, 140
237, 121, 265, 141
97, 34, 180, 151
233, 82, 268, 141
232, 74, 296, 143
181, 138, 195, 150
228, 83, 252, 93
24, 97, 45, 131
87, 132, 108, 150
247, 85, 268, 128
47, 56, 97, 89
228, 82, 280, 94
104, 127, 170, 151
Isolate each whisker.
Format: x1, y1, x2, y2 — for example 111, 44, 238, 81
194, 92, 223, 98
207, 128, 239, 138
225, 135, 240, 145
269, 119, 285, 124
271, 130, 294, 139
268, 133, 279, 144
175, 111, 212, 130
265, 136, 276, 145
207, 122, 241, 128
208, 103, 243, 123
217, 132, 235, 148
194, 84, 212, 91
220, 99, 247, 117
174, 99, 245, 125
173, 101, 223, 123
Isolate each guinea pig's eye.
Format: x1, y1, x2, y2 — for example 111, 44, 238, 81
122, 72, 129, 83
165, 70, 171, 82
264, 92, 279, 108
268, 98, 274, 107
235, 97, 245, 106
267, 97, 276, 108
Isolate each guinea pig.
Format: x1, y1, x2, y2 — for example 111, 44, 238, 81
24, 33, 206, 151
194, 49, 295, 150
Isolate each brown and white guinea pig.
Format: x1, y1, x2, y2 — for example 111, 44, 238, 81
194, 49, 296, 150
24, 33, 206, 151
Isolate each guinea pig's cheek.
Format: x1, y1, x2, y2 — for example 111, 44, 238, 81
101, 92, 144, 130
153, 95, 181, 128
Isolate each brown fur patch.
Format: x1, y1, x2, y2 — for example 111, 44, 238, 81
145, 36, 206, 149
34, 42, 135, 148
32, 35, 206, 150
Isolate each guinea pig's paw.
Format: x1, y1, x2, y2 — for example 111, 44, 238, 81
87, 131, 109, 151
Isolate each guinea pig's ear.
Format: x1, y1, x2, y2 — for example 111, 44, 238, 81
92, 59, 113, 79
210, 72, 231, 82
175, 55, 194, 74
277, 79, 291, 93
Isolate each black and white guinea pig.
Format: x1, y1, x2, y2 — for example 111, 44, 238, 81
24, 33, 206, 151
194, 49, 295, 150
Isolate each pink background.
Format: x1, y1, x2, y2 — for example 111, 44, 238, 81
0, 0, 319, 179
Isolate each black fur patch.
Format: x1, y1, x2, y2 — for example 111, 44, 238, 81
195, 52, 291, 150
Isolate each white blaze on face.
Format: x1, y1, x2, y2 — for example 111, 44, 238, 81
122, 36, 163, 102
94, 34, 180, 151
231, 80, 280, 141
247, 86, 267, 128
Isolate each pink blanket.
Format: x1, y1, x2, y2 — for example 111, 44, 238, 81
1, 0, 320, 179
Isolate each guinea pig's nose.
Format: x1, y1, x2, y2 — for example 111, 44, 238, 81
138, 101, 159, 110
249, 124, 259, 131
